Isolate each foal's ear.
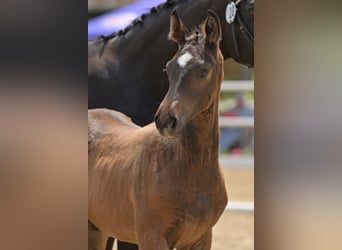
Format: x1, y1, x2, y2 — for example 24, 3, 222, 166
168, 11, 186, 44
204, 10, 221, 46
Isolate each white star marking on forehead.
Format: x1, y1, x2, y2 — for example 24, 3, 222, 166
177, 51, 193, 68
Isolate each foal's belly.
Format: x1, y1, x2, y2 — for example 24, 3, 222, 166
88, 163, 139, 243
88, 197, 137, 243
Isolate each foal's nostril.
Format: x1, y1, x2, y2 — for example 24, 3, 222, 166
168, 116, 177, 130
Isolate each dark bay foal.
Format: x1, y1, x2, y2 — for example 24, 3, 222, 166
88, 10, 227, 249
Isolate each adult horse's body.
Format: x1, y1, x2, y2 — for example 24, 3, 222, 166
88, 0, 254, 126
88, 11, 227, 249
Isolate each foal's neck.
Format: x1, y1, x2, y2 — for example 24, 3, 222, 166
179, 98, 220, 167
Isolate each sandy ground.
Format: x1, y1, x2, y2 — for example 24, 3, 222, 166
113, 167, 254, 250
212, 211, 254, 250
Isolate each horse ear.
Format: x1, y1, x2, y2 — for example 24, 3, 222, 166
204, 10, 221, 46
168, 11, 186, 44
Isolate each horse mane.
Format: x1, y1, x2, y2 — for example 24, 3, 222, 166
91, 0, 184, 43
97, 0, 254, 41
89, 0, 254, 57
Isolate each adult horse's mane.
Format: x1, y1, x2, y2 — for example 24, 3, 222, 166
89, 0, 254, 57
89, 0, 179, 42
89, 0, 186, 59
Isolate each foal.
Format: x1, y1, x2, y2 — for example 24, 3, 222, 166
88, 10, 227, 250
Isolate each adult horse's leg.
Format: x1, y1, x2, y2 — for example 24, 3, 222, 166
117, 240, 139, 250
88, 220, 109, 250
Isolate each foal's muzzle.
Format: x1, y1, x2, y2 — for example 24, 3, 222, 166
154, 113, 178, 139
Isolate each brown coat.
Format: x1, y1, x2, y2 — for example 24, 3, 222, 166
88, 10, 227, 250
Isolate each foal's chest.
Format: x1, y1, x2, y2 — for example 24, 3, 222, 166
151, 164, 227, 246
164, 190, 226, 247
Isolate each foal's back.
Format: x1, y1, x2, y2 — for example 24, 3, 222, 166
88, 108, 158, 171
89, 108, 138, 133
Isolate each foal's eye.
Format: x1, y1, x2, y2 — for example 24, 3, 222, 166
199, 67, 209, 78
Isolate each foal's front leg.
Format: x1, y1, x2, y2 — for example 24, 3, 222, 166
88, 220, 109, 250
135, 222, 170, 250
138, 233, 169, 250
178, 229, 212, 250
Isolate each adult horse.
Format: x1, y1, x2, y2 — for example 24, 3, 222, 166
88, 0, 254, 126
88, 10, 227, 249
